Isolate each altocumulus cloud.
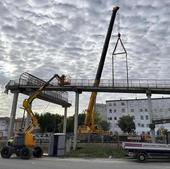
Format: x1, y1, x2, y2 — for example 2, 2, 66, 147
0, 0, 170, 117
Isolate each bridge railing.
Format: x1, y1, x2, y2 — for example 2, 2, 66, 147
69, 79, 170, 88
6, 77, 170, 90
6, 72, 69, 102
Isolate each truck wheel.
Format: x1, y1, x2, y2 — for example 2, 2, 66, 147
33, 146, 43, 158
137, 153, 147, 162
20, 147, 32, 159
1, 146, 12, 158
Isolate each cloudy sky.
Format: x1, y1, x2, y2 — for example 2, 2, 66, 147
0, 0, 170, 118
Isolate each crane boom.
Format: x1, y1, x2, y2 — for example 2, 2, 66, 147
22, 74, 68, 133
85, 6, 119, 131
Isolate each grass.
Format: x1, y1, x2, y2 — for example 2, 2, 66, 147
0, 141, 127, 159
66, 143, 126, 158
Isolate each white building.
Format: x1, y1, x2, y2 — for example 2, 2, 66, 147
94, 103, 107, 121
0, 117, 24, 139
96, 97, 170, 135
0, 117, 9, 138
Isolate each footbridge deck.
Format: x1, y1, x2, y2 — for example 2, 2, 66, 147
6, 77, 170, 95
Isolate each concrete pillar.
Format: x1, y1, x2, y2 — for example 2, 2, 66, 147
146, 91, 155, 143
73, 92, 79, 150
8, 92, 19, 138
63, 107, 67, 134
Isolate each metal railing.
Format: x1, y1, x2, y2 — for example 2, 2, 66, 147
68, 79, 170, 89
7, 77, 170, 90
6, 72, 69, 102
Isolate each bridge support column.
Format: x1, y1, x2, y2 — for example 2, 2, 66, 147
63, 107, 68, 134
146, 91, 155, 143
8, 91, 19, 138
73, 92, 79, 150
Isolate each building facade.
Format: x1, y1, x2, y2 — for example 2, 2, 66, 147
0, 117, 9, 138
0, 117, 27, 139
96, 97, 170, 135
94, 103, 107, 121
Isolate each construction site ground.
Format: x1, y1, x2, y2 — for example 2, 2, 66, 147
0, 157, 170, 169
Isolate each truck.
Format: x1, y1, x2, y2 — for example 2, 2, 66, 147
122, 141, 170, 162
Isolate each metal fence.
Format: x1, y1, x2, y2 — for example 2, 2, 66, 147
6, 72, 69, 102
68, 79, 170, 89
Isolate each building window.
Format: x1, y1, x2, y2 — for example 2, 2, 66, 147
114, 109, 116, 113
141, 124, 144, 127
113, 103, 116, 106
121, 102, 125, 106
138, 123, 140, 127
145, 108, 148, 112
140, 115, 144, 120
114, 117, 117, 120
122, 108, 125, 113
109, 109, 112, 113
109, 103, 112, 106
146, 115, 149, 120
131, 109, 134, 112
108, 117, 112, 120
140, 109, 143, 112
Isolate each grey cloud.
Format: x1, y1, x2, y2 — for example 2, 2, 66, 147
0, 0, 170, 117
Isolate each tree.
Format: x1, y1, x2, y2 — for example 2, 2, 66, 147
98, 120, 111, 131
66, 116, 74, 133
78, 113, 85, 126
35, 112, 110, 134
35, 112, 63, 133
118, 115, 136, 134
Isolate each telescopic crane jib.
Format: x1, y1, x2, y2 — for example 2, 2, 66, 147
78, 6, 119, 134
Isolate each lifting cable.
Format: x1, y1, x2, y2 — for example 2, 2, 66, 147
112, 7, 129, 87
112, 33, 129, 87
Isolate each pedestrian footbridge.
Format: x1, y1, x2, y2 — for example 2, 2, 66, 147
7, 75, 170, 95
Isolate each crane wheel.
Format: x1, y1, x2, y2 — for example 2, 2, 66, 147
1, 146, 12, 158
20, 147, 32, 159
33, 146, 43, 158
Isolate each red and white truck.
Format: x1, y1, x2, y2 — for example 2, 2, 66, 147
122, 142, 170, 162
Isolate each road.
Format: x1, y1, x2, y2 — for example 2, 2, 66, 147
0, 157, 170, 169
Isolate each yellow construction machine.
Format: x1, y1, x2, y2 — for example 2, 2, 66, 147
1, 74, 70, 159
78, 6, 119, 135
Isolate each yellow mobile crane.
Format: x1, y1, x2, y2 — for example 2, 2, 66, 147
1, 74, 70, 159
78, 6, 119, 134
